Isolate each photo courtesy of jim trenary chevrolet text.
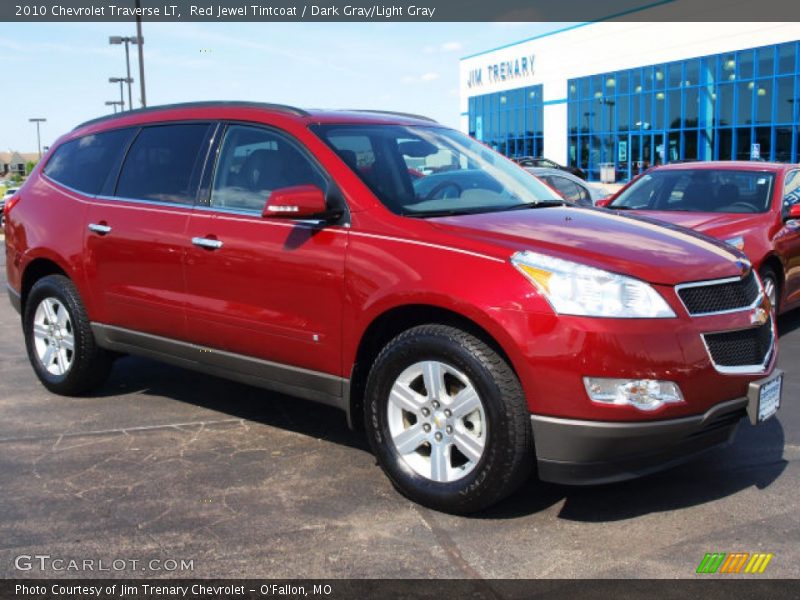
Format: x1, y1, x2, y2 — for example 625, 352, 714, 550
1, 0, 799, 598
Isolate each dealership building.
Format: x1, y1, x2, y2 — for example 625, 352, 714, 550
459, 22, 800, 182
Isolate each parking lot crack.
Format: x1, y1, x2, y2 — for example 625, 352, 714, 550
412, 505, 501, 595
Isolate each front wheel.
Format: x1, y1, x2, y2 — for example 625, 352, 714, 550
759, 266, 779, 313
364, 324, 533, 514
23, 274, 113, 395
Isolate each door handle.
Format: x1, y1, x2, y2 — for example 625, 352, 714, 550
88, 223, 112, 235
191, 236, 223, 250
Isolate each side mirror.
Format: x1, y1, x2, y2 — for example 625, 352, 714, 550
596, 197, 613, 208
785, 204, 800, 221
262, 185, 328, 219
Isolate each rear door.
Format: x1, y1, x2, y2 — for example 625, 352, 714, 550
182, 123, 348, 382
85, 122, 214, 339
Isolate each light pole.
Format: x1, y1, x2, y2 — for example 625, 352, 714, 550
109, 77, 131, 111
105, 100, 124, 114
28, 118, 46, 160
109, 35, 136, 110
135, 0, 147, 107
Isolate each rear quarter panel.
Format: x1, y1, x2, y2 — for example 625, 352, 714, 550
6, 172, 92, 314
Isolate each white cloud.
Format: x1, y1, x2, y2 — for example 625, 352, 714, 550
440, 41, 463, 52
402, 72, 440, 84
423, 41, 463, 54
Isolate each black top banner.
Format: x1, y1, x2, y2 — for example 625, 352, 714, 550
2, 0, 800, 22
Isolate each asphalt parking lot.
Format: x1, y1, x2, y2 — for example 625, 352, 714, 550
1, 246, 799, 580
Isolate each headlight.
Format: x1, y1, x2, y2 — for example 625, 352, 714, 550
724, 235, 745, 251
511, 250, 676, 318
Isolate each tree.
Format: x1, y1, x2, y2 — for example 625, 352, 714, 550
25, 160, 37, 176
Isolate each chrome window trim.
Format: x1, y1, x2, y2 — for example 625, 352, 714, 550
700, 318, 776, 375
41, 173, 100, 200
190, 203, 332, 228
93, 194, 195, 210
90, 195, 335, 229
674, 272, 763, 317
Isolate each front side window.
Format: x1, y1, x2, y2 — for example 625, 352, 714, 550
210, 125, 326, 212
610, 169, 775, 214
43, 128, 135, 195
116, 123, 211, 205
312, 124, 561, 217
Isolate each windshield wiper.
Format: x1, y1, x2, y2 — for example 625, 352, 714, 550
501, 199, 570, 210
403, 209, 485, 218
403, 200, 569, 218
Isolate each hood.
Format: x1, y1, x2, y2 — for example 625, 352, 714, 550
429, 207, 747, 285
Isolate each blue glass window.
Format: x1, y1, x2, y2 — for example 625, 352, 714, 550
467, 84, 544, 158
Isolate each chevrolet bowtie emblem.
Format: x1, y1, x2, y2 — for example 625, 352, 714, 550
751, 307, 769, 326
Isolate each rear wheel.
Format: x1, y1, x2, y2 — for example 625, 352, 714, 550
24, 274, 112, 395
364, 324, 533, 514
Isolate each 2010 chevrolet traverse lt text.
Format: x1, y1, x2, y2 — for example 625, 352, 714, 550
4, 102, 782, 513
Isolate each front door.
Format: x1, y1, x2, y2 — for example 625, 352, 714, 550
183, 124, 348, 382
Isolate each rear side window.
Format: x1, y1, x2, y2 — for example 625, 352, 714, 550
116, 123, 211, 205
43, 128, 135, 195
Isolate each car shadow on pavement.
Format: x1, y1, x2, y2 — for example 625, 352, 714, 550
778, 306, 800, 337
98, 355, 371, 453
476, 417, 787, 521
96, 334, 789, 522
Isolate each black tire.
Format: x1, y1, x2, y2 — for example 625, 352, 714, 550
759, 266, 780, 313
23, 274, 112, 395
364, 324, 533, 514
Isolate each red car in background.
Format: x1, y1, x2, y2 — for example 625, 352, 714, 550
600, 162, 800, 314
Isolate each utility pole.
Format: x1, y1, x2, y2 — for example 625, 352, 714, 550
28, 118, 46, 160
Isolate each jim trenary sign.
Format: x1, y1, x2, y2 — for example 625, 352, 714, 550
467, 55, 536, 88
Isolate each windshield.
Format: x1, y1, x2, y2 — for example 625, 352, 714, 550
610, 169, 775, 214
311, 124, 563, 217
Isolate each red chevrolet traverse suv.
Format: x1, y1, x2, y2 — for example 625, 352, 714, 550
600, 162, 800, 314
4, 103, 782, 513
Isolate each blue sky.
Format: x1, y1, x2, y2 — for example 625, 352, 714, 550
1, 21, 573, 152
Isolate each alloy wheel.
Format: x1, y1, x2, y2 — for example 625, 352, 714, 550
386, 360, 487, 483
32, 297, 75, 376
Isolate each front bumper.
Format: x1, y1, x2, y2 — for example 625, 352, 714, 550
532, 396, 748, 485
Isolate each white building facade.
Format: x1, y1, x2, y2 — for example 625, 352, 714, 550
459, 22, 800, 181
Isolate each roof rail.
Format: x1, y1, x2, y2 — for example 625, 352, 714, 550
74, 101, 309, 130
345, 109, 438, 123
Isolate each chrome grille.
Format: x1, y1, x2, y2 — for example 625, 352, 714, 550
677, 272, 760, 316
